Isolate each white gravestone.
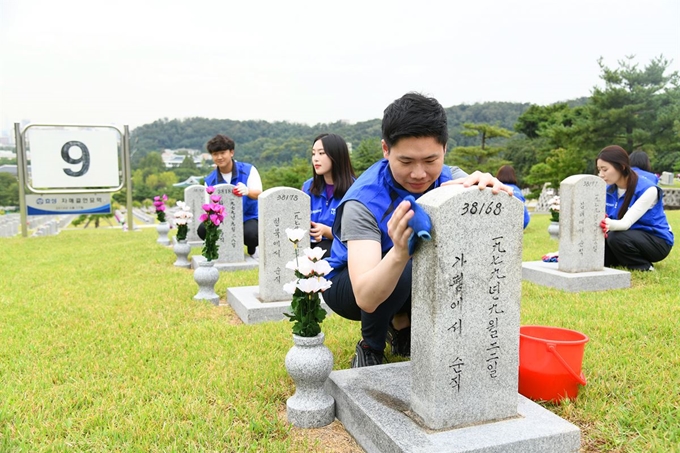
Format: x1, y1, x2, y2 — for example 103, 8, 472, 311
257, 187, 311, 302
558, 175, 606, 273
214, 184, 245, 263
411, 186, 524, 430
184, 185, 205, 243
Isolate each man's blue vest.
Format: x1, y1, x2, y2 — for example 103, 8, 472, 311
605, 176, 673, 246
204, 161, 258, 222
326, 159, 452, 278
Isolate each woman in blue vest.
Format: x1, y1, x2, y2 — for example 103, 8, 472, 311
495, 165, 530, 229
597, 145, 673, 271
629, 150, 659, 185
302, 133, 356, 255
199, 134, 262, 256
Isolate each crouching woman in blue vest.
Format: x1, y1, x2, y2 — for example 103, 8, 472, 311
302, 133, 356, 255
597, 145, 673, 271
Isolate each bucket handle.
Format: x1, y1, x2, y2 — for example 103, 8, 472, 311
546, 343, 587, 386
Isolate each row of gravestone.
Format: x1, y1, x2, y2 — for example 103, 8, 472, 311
184, 175, 630, 322
0, 214, 74, 238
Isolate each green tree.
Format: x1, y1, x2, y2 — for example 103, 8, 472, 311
351, 137, 382, 175
0, 173, 19, 206
585, 55, 680, 155
446, 123, 513, 174
261, 158, 311, 190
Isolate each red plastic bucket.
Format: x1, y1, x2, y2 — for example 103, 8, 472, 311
518, 325, 589, 403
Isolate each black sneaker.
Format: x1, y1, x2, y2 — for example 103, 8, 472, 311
387, 324, 411, 357
350, 340, 385, 368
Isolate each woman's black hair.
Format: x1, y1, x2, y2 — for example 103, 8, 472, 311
310, 133, 356, 198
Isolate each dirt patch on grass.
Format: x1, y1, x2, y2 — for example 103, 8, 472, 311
277, 406, 363, 452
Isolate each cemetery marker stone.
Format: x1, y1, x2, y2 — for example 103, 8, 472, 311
411, 186, 524, 430
558, 175, 606, 273
257, 187, 310, 302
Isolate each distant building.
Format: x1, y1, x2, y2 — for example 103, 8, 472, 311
0, 164, 18, 176
173, 176, 205, 187
161, 149, 203, 168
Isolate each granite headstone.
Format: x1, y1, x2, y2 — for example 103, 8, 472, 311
184, 185, 205, 243
411, 185, 524, 430
558, 175, 606, 273
214, 183, 244, 263
257, 187, 311, 302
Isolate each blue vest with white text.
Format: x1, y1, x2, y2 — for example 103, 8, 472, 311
302, 178, 342, 240
204, 160, 258, 222
605, 177, 673, 246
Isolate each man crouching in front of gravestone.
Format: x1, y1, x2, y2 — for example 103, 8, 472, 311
199, 134, 263, 256
324, 92, 514, 368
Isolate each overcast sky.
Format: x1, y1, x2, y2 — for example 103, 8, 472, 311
1, 0, 679, 134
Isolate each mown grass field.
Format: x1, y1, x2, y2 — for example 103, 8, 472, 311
1, 211, 679, 452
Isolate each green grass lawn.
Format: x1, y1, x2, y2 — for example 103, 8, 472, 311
1, 211, 679, 452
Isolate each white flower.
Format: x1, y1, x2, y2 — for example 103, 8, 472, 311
283, 280, 298, 295
286, 228, 306, 244
174, 207, 193, 225
296, 255, 315, 277
303, 247, 327, 261
285, 255, 315, 276
549, 196, 560, 212
296, 276, 332, 294
312, 259, 332, 277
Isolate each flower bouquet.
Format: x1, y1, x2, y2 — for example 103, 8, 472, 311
283, 228, 332, 337
173, 200, 193, 241
199, 186, 225, 261
549, 196, 560, 222
153, 194, 168, 223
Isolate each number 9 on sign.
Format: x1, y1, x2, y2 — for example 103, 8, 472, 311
27, 126, 121, 189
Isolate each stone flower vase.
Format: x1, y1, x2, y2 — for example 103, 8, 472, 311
156, 222, 170, 246
548, 220, 560, 241
193, 260, 220, 305
285, 332, 335, 428
173, 239, 191, 268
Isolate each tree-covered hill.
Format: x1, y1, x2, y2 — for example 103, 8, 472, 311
129, 100, 556, 170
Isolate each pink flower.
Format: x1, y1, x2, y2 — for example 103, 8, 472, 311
210, 194, 221, 203
206, 186, 215, 195
199, 213, 208, 222
210, 214, 222, 226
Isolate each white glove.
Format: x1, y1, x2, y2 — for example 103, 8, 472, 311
234, 182, 249, 197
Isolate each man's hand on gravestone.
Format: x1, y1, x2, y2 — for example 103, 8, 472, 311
447, 171, 514, 196
233, 182, 249, 197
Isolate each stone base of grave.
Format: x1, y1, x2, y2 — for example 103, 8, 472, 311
226, 286, 331, 324
522, 261, 630, 292
191, 255, 258, 272
326, 361, 581, 453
